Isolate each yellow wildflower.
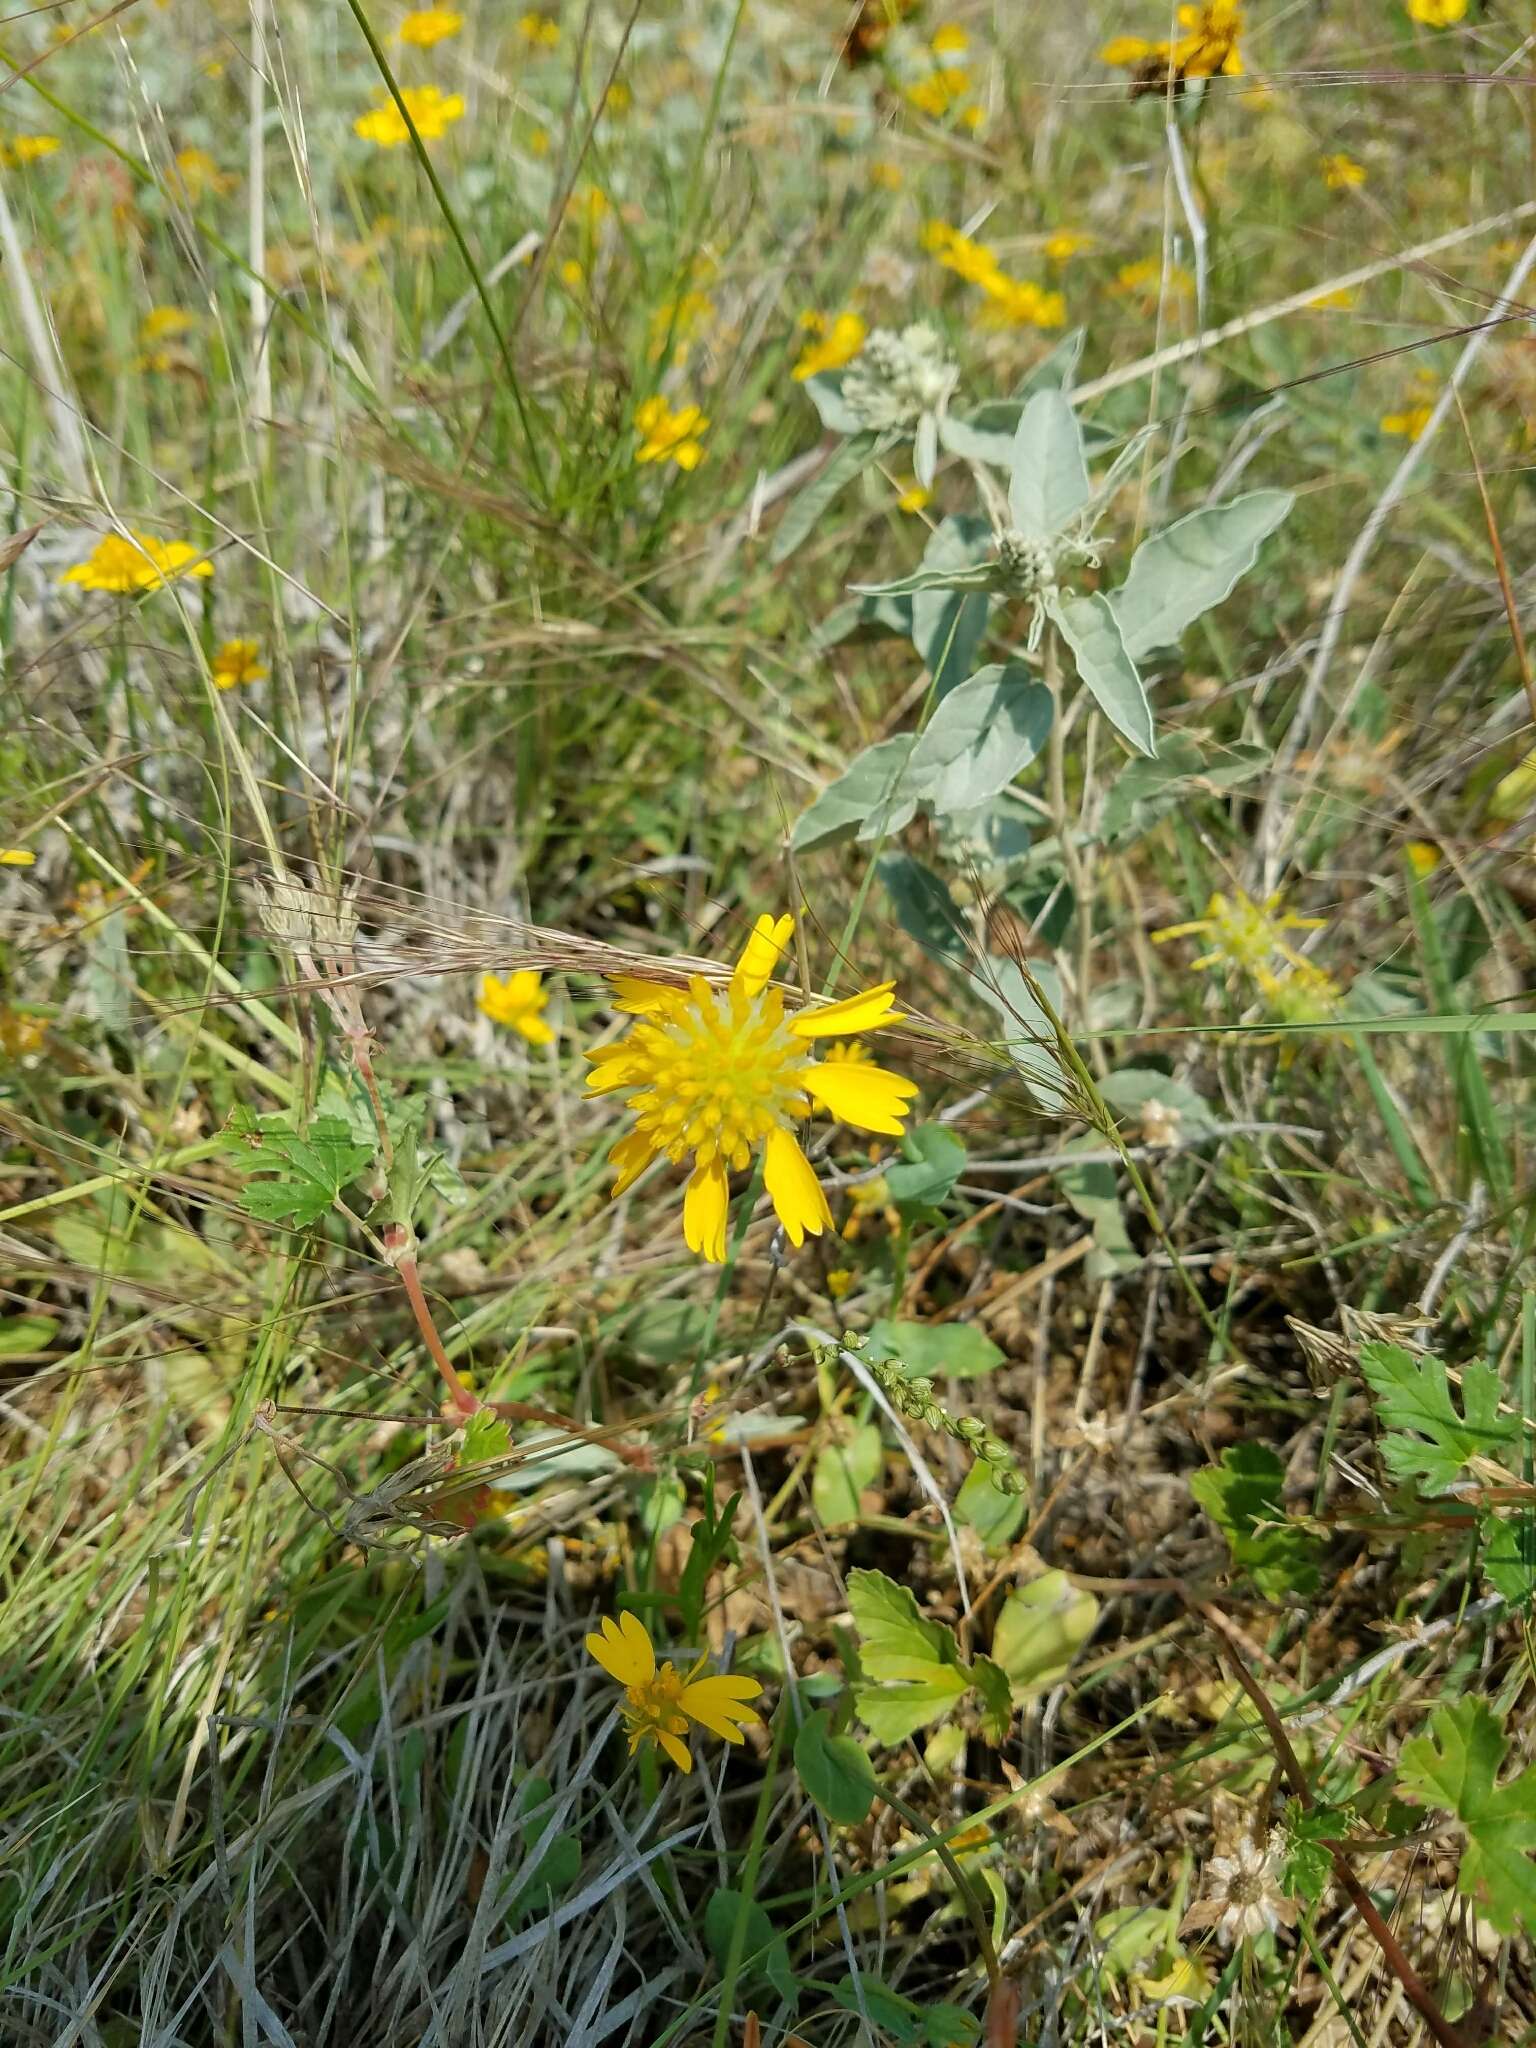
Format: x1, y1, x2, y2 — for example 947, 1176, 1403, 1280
560, 258, 586, 290
634, 395, 709, 470
172, 147, 235, 200
980, 273, 1066, 329
1320, 152, 1365, 191
1044, 229, 1093, 263
353, 84, 465, 148
1407, 0, 1465, 22
1114, 256, 1194, 304
870, 160, 903, 190
1405, 840, 1442, 877
585, 1611, 762, 1774
1152, 890, 1325, 975
905, 67, 970, 118
528, 125, 551, 155
896, 479, 931, 514
1, 848, 37, 867
398, 6, 463, 46
826, 1266, 857, 1300
1380, 402, 1434, 439
478, 969, 555, 1045
1306, 285, 1357, 310
571, 183, 610, 231
3, 135, 61, 165
211, 638, 266, 690
922, 220, 1002, 290
930, 23, 968, 55
518, 10, 560, 46
61, 531, 214, 594
140, 305, 195, 349
793, 310, 867, 382
587, 912, 917, 1262
1101, 2, 1243, 86
1255, 959, 1341, 1022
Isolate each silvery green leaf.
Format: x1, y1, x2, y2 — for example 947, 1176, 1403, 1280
939, 414, 1017, 469
1056, 1148, 1138, 1275
937, 796, 1033, 871
1098, 1067, 1217, 1135
790, 735, 919, 853
770, 430, 888, 566
972, 956, 1072, 1106
1007, 388, 1091, 541
849, 563, 993, 599
877, 853, 969, 966
911, 514, 994, 699
907, 663, 1052, 813
1109, 489, 1293, 659
816, 591, 913, 647
1046, 589, 1155, 757
801, 372, 864, 435
1099, 735, 1267, 844
1014, 327, 1085, 396
914, 409, 939, 488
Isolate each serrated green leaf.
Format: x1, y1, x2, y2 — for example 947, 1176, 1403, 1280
1399, 1698, 1536, 1936
1361, 1342, 1518, 1494
906, 663, 1053, 813
1109, 490, 1292, 660
1481, 1510, 1536, 1606
795, 1708, 878, 1824
991, 1571, 1099, 1694
462, 1410, 513, 1464
1190, 1444, 1323, 1600
790, 735, 919, 853
225, 1108, 374, 1229
846, 1568, 961, 1673
1046, 588, 1155, 756
1007, 388, 1090, 540
853, 1664, 971, 1745
970, 1654, 1013, 1743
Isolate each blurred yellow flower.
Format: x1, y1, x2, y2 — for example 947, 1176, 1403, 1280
559, 257, 586, 290
353, 84, 465, 148
827, 1266, 856, 1299
172, 147, 235, 200
399, 6, 462, 45
870, 160, 903, 190
585, 1612, 762, 1773
1255, 959, 1341, 1021
1407, 0, 1465, 21
141, 306, 194, 344
1114, 256, 1194, 304
604, 79, 632, 114
1101, 2, 1243, 83
587, 912, 916, 1262
634, 394, 709, 470
1380, 402, 1434, 439
479, 969, 555, 1045
528, 124, 551, 155
793, 310, 867, 381
2, 135, 61, 165
1044, 229, 1093, 263
1320, 152, 1365, 190
61, 531, 214, 594
905, 67, 970, 117
896, 480, 931, 513
212, 638, 266, 689
648, 289, 715, 363
1, 848, 37, 867
922, 220, 1000, 288
930, 22, 968, 54
1405, 840, 1442, 877
1306, 285, 1357, 310
518, 10, 560, 45
1153, 890, 1325, 975
980, 274, 1066, 329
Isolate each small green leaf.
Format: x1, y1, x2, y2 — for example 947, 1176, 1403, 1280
1279, 1800, 1352, 1905
1007, 388, 1090, 540
907, 662, 1053, 813
704, 1887, 796, 2005
911, 515, 993, 699
1046, 588, 1155, 757
955, 1459, 1027, 1550
991, 1571, 1099, 1694
1360, 1341, 1518, 1495
884, 1124, 967, 1211
790, 735, 919, 853
1190, 1444, 1323, 1600
0, 1314, 58, 1357
812, 1423, 883, 1525
1481, 1510, 1536, 1606
795, 1708, 878, 1824
877, 854, 969, 966
969, 1654, 1014, 1743
1399, 1698, 1536, 1936
1109, 490, 1292, 660
971, 956, 1072, 1107
1055, 1147, 1137, 1276
462, 1410, 513, 1465
846, 1568, 961, 1673
853, 1663, 971, 1745
1099, 735, 1268, 845
865, 1319, 1004, 1379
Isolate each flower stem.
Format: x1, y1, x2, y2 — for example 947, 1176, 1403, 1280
387, 1230, 478, 1419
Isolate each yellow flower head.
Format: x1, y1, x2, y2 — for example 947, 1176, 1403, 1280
587, 912, 918, 1261
896, 479, 931, 514
172, 147, 235, 200
212, 638, 266, 690
648, 289, 715, 363
61, 530, 214, 594
1153, 889, 1326, 976
904, 67, 970, 118
479, 969, 555, 1045
826, 1265, 856, 1299
353, 84, 465, 148
930, 22, 968, 55
1405, 840, 1442, 877
398, 6, 463, 46
1320, 152, 1365, 191
3, 135, 61, 165
1114, 256, 1194, 304
634, 394, 709, 470
1, 848, 37, 867
979, 272, 1066, 330
1044, 229, 1093, 264
792, 310, 867, 382
585, 1611, 763, 1773
1380, 401, 1434, 440
870, 159, 903, 190
141, 306, 195, 345
1407, 0, 1465, 22
518, 10, 561, 45
1101, 1, 1242, 84
1254, 959, 1341, 1022
922, 221, 1002, 291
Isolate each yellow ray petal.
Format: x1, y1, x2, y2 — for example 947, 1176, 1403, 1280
683, 1157, 730, 1261
609, 974, 682, 1017
763, 1126, 833, 1247
803, 1060, 919, 1137
789, 981, 905, 1039
585, 1610, 655, 1684
608, 1129, 655, 1196
657, 1728, 692, 1772
733, 912, 793, 997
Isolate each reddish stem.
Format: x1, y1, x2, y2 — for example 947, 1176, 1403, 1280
390, 1236, 477, 1418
